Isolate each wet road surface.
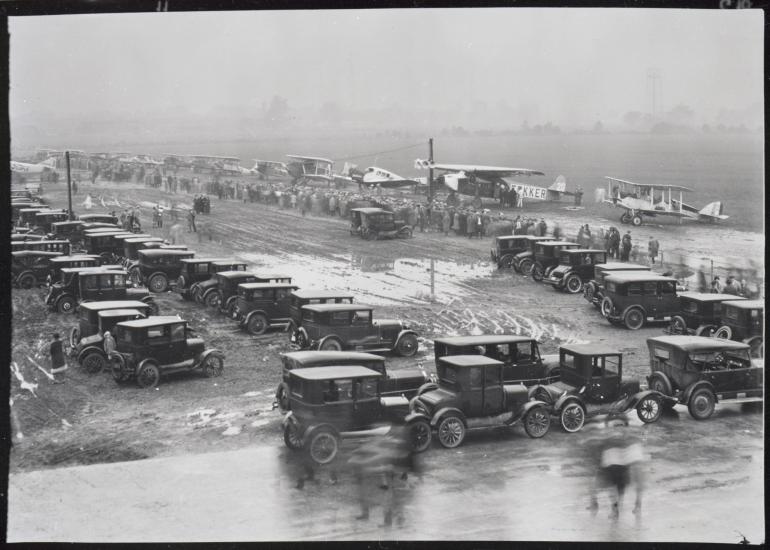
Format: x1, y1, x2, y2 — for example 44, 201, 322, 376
8, 403, 763, 543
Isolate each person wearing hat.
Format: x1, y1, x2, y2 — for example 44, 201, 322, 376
648, 235, 660, 265
710, 276, 722, 293
620, 231, 632, 261
723, 275, 741, 295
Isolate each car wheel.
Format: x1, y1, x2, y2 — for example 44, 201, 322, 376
149, 273, 169, 293
136, 362, 161, 389
397, 227, 412, 239
296, 329, 309, 350
600, 296, 614, 318
669, 315, 687, 335
205, 290, 222, 309
523, 405, 551, 438
276, 385, 290, 411
565, 274, 583, 294
499, 255, 514, 269
688, 387, 716, 420
713, 326, 732, 340
648, 374, 675, 409
308, 428, 339, 465
57, 296, 77, 314
518, 258, 533, 275
283, 423, 303, 451
110, 354, 128, 383
69, 327, 81, 348
177, 276, 189, 299
408, 419, 432, 453
202, 354, 224, 378
636, 395, 662, 423
583, 284, 595, 303
246, 313, 269, 336
225, 299, 238, 318
129, 267, 142, 285
531, 263, 545, 282
623, 307, 645, 330
191, 284, 203, 303
396, 334, 419, 357
82, 351, 107, 374
18, 273, 36, 289
320, 338, 343, 351
695, 325, 717, 337
437, 414, 466, 448
560, 402, 585, 433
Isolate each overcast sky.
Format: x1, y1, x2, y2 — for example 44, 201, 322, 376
9, 8, 764, 127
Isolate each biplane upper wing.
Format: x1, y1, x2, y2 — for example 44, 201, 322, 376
604, 176, 693, 193
416, 159, 544, 178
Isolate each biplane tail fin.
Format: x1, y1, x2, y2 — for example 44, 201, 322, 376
548, 175, 566, 193
698, 201, 729, 220
414, 158, 433, 170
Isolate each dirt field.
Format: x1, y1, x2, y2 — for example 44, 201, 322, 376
8, 176, 763, 473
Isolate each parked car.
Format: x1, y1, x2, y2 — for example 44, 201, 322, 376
130, 249, 196, 292
203, 271, 261, 314
490, 235, 548, 269
16, 207, 52, 228
78, 213, 119, 225
47, 255, 103, 285
189, 262, 249, 305
33, 210, 70, 234
287, 289, 355, 346
583, 262, 650, 308
174, 257, 230, 300
121, 237, 166, 268
11, 232, 47, 242
600, 272, 680, 330
714, 300, 764, 357
110, 316, 225, 388
295, 303, 419, 356
646, 335, 762, 419
667, 293, 746, 337
349, 207, 412, 240
11, 239, 72, 255
529, 343, 666, 432
48, 220, 85, 243
11, 250, 62, 288
81, 230, 135, 261
11, 202, 43, 224
408, 355, 553, 448
282, 366, 422, 464
69, 299, 155, 348
45, 267, 157, 314
530, 241, 582, 281
274, 350, 431, 410
511, 236, 556, 274
233, 282, 298, 335
544, 249, 608, 294
433, 335, 560, 386
74, 307, 149, 373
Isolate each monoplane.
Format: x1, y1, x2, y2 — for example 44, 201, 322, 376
11, 157, 57, 174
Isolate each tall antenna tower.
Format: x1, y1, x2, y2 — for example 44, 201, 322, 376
647, 68, 662, 119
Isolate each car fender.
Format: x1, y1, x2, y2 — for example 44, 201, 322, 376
302, 422, 340, 446
404, 411, 431, 425
297, 326, 310, 344
224, 295, 237, 309
196, 348, 225, 366
244, 309, 269, 324
625, 389, 663, 409
430, 407, 466, 428
515, 399, 551, 420
275, 381, 289, 401
621, 303, 647, 318
15, 270, 34, 286
682, 380, 717, 404
148, 271, 167, 282
285, 319, 297, 334
77, 346, 106, 364
553, 393, 584, 415
394, 329, 419, 346
282, 411, 299, 430
136, 357, 159, 374
647, 371, 673, 395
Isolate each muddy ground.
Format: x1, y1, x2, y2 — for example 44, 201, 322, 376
9, 177, 764, 474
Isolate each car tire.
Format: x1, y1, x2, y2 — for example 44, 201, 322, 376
69, 327, 81, 348
565, 274, 583, 294
296, 329, 309, 350
110, 354, 129, 384
202, 354, 224, 378
518, 258, 533, 275
225, 299, 238, 318
395, 334, 419, 357
191, 284, 203, 303
18, 273, 36, 289
636, 395, 662, 423
205, 290, 222, 309
129, 267, 142, 285
319, 337, 343, 351
397, 227, 412, 239
149, 273, 169, 293
669, 315, 687, 335
136, 362, 161, 389
713, 326, 732, 340
283, 423, 303, 451
600, 296, 614, 318
695, 325, 717, 337
531, 262, 545, 282
144, 299, 159, 316
688, 387, 716, 420
409, 419, 432, 453
523, 405, 551, 438
81, 351, 107, 374
499, 254, 514, 269
177, 276, 189, 300
623, 307, 645, 330
437, 414, 466, 448
648, 374, 675, 409
57, 296, 77, 314
246, 313, 269, 336
276, 385, 290, 411
307, 427, 339, 465
560, 402, 586, 433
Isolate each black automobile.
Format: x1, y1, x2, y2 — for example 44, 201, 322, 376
233, 282, 298, 335
490, 235, 548, 269
47, 255, 103, 285
350, 208, 412, 240
667, 292, 746, 337
11, 250, 63, 288
510, 236, 555, 274
174, 257, 230, 300
45, 267, 157, 314
200, 270, 261, 314
130, 248, 196, 293
11, 239, 72, 255
530, 241, 581, 281
544, 249, 608, 294
601, 272, 681, 330
713, 300, 764, 357
74, 307, 149, 374
583, 262, 650, 308
81, 230, 135, 261
287, 289, 355, 345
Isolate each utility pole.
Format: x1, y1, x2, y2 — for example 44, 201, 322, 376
428, 137, 434, 204
65, 151, 73, 220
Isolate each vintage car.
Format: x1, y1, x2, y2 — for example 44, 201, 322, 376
349, 207, 412, 240
287, 289, 355, 346
11, 250, 62, 288
46, 255, 103, 285
433, 335, 560, 386
74, 307, 149, 374
121, 237, 166, 268
32, 210, 71, 234
16, 207, 52, 228
233, 282, 298, 335
544, 249, 608, 294
130, 248, 196, 292
714, 300, 764, 357
282, 366, 423, 464
78, 213, 119, 225
11, 239, 72, 255
295, 303, 419, 357
45, 267, 157, 314
583, 262, 651, 308
11, 202, 43, 223
110, 316, 225, 388
667, 293, 746, 337
408, 355, 553, 448
48, 220, 85, 243
274, 350, 432, 411
600, 272, 680, 330
188, 262, 248, 304
81, 230, 135, 260
69, 299, 155, 348
646, 335, 762, 420
511, 236, 556, 274
11, 232, 47, 242
490, 235, 549, 270
529, 344, 666, 432
196, 272, 258, 314
530, 241, 582, 281
174, 257, 230, 300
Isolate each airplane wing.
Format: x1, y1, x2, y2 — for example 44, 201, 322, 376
604, 176, 693, 193
416, 159, 544, 178
286, 154, 334, 165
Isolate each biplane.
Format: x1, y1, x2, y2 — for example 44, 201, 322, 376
286, 155, 353, 188
414, 159, 571, 207
360, 166, 420, 189
248, 159, 290, 179
602, 176, 728, 226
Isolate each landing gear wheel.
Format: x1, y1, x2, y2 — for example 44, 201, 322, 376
320, 338, 342, 351
560, 403, 586, 433
636, 395, 662, 423
565, 274, 583, 294
523, 405, 551, 438
437, 415, 466, 448
307, 428, 339, 465
82, 352, 107, 374
631, 215, 643, 226
149, 273, 169, 293
620, 212, 631, 224
136, 362, 161, 389
623, 307, 645, 330
202, 354, 224, 378
688, 387, 716, 420
396, 334, 419, 357
669, 315, 687, 335
247, 313, 269, 336
714, 326, 732, 340
409, 419, 432, 453
283, 423, 303, 450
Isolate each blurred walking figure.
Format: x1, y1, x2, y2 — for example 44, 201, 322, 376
647, 236, 659, 265
50, 333, 67, 384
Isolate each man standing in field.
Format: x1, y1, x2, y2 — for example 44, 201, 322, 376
648, 236, 660, 265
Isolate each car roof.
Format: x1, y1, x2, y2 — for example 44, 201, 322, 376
722, 299, 764, 310
351, 207, 386, 214
138, 249, 195, 257
217, 270, 257, 278
79, 300, 150, 311
301, 303, 373, 312
118, 315, 184, 328
291, 289, 355, 299
61, 267, 127, 274
679, 292, 747, 303
434, 335, 535, 346
124, 237, 164, 243
35, 210, 68, 216
98, 308, 145, 318
562, 248, 606, 255
290, 365, 383, 380
51, 220, 84, 226
596, 263, 650, 271
647, 335, 750, 351
536, 241, 580, 247
12, 250, 62, 257
212, 260, 247, 267
604, 272, 677, 283
49, 254, 100, 262
438, 355, 503, 368
561, 343, 621, 356
239, 282, 298, 290
282, 351, 384, 363
253, 271, 292, 279
181, 257, 229, 264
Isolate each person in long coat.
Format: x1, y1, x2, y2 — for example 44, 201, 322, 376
442, 209, 451, 236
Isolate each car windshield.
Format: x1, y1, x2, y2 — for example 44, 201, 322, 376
688, 349, 752, 370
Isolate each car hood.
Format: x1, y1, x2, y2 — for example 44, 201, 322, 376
417, 387, 457, 409
549, 265, 569, 277
388, 368, 428, 382
373, 319, 405, 330
78, 334, 103, 347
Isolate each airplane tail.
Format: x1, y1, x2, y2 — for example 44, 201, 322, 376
595, 188, 607, 203
548, 175, 566, 192
39, 158, 57, 168
698, 201, 729, 220
414, 158, 433, 170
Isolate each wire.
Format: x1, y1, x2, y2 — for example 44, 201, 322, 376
332, 142, 425, 163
